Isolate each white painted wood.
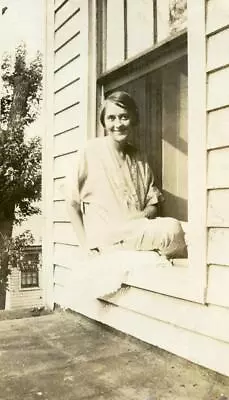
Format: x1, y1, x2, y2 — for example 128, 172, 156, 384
53, 200, 69, 222
208, 228, 229, 265
207, 107, 229, 149
55, 0, 66, 10
55, 11, 81, 50
55, 34, 81, 70
54, 264, 71, 286
122, 256, 204, 303
54, 104, 80, 135
54, 243, 81, 267
206, 0, 229, 35
187, 0, 207, 301
62, 295, 229, 377
54, 56, 81, 91
53, 177, 66, 201
208, 189, 229, 227
54, 79, 80, 113
207, 28, 229, 71
55, 0, 80, 29
101, 286, 229, 344
208, 67, 229, 110
208, 148, 229, 188
54, 127, 81, 156
53, 151, 77, 178
53, 222, 79, 245
43, 0, 55, 309
207, 265, 229, 307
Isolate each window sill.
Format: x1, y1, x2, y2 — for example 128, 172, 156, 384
20, 287, 41, 292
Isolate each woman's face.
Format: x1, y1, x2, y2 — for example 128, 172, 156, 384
104, 101, 132, 144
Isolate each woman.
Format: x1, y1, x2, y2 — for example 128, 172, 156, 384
66, 91, 187, 258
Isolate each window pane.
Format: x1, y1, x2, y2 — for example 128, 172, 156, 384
106, 0, 125, 70
157, 0, 187, 42
157, 0, 170, 42
127, 0, 154, 58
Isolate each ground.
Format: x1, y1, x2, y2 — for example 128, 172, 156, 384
0, 311, 229, 400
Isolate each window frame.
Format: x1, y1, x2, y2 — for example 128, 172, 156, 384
95, 0, 207, 304
20, 269, 40, 290
19, 246, 41, 291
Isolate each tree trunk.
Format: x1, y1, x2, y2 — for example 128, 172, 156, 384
0, 218, 14, 310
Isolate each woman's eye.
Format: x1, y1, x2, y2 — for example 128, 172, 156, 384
120, 115, 129, 121
107, 115, 115, 121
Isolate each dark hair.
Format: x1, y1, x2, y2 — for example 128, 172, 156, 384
100, 91, 139, 128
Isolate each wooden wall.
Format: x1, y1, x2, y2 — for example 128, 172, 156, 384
44, 0, 229, 376
6, 268, 43, 310
44, 0, 96, 304
206, 0, 229, 307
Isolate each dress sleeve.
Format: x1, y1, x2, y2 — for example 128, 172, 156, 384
144, 162, 164, 207
65, 148, 88, 207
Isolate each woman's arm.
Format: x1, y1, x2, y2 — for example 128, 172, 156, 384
143, 204, 158, 219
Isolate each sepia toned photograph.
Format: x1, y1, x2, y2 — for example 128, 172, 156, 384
1, 0, 229, 399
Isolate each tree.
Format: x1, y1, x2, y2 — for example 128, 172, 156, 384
0, 44, 42, 308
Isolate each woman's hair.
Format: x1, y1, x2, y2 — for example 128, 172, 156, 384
100, 91, 139, 128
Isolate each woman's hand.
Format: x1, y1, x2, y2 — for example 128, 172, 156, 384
128, 205, 158, 220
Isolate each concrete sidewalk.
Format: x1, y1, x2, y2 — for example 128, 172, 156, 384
0, 311, 229, 400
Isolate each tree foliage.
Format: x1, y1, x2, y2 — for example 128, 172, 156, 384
0, 44, 42, 224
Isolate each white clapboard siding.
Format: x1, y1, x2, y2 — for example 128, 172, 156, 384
54, 243, 81, 267
101, 287, 229, 344
207, 67, 229, 110
54, 127, 81, 156
55, 35, 81, 70
53, 177, 66, 201
207, 148, 229, 188
54, 57, 81, 92
208, 228, 229, 265
54, 152, 77, 178
206, 0, 229, 35
55, 0, 66, 11
54, 104, 80, 135
54, 79, 80, 113
207, 265, 229, 308
207, 28, 229, 71
207, 189, 229, 227
54, 264, 72, 286
207, 107, 229, 149
53, 200, 69, 222
63, 293, 229, 377
55, 0, 80, 29
55, 11, 81, 50
53, 222, 79, 245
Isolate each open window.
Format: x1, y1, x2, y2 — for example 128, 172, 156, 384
95, 0, 207, 303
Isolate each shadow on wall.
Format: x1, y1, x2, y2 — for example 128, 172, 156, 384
161, 190, 188, 222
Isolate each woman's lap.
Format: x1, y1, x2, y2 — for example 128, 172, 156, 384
120, 217, 187, 258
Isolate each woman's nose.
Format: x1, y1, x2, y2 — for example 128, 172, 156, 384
114, 117, 122, 128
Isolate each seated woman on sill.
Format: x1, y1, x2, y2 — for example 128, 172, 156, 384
66, 91, 187, 259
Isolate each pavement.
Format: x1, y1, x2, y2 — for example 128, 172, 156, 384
0, 311, 229, 400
